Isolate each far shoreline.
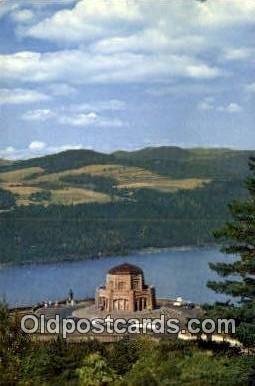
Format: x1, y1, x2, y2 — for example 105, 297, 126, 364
0, 242, 219, 269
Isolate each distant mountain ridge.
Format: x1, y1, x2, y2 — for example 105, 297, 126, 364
0, 146, 253, 264
0, 145, 253, 208
1, 146, 253, 177
0, 149, 114, 173
116, 147, 255, 181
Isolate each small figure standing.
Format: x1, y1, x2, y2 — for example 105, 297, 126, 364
68, 288, 74, 304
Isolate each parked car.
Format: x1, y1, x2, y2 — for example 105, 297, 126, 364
173, 297, 184, 307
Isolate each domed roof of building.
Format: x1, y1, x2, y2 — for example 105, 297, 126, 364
108, 263, 143, 275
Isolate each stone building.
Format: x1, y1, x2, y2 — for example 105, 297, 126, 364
95, 263, 156, 312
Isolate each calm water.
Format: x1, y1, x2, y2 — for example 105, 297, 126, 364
0, 247, 234, 307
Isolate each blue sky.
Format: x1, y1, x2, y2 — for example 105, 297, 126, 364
0, 0, 255, 159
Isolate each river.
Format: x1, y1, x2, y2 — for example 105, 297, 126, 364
0, 247, 234, 307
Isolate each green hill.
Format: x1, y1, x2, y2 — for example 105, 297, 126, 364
0, 149, 114, 173
114, 146, 253, 179
0, 146, 253, 264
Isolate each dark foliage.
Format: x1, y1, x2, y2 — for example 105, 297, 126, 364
0, 179, 247, 264
0, 188, 16, 210
208, 157, 255, 347
30, 190, 52, 202
61, 174, 117, 194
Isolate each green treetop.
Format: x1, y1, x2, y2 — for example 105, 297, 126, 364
208, 157, 255, 347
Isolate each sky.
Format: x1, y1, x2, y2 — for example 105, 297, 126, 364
0, 0, 255, 159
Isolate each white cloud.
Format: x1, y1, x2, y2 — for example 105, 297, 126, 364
0, 0, 75, 22
197, 97, 214, 111
11, 9, 34, 23
8, 0, 249, 90
92, 30, 205, 55
24, 0, 141, 43
188, 0, 255, 28
2, 0, 255, 87
0, 142, 83, 160
0, 147, 18, 160
0, 88, 50, 104
21, 104, 126, 128
59, 112, 124, 128
22, 109, 55, 121
223, 48, 254, 61
70, 99, 126, 112
5, 146, 16, 154
245, 82, 255, 93
28, 141, 46, 151
2, 1, 236, 88
46, 83, 77, 97
218, 102, 243, 113
0, 0, 253, 153
0, 50, 221, 84
21, 0, 255, 45
198, 98, 243, 113
25, 0, 78, 7
95, 117, 124, 128
59, 112, 97, 126
48, 144, 82, 153
0, 2, 18, 20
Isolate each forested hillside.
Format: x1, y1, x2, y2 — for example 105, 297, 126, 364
0, 147, 253, 264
